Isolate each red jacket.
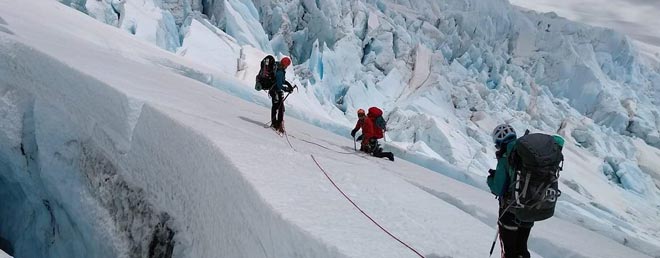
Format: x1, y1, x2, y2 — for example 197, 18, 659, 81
353, 118, 364, 132
362, 107, 384, 145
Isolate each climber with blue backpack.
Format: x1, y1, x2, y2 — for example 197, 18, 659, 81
487, 124, 564, 258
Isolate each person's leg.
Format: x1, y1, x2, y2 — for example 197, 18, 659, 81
361, 138, 374, 152
498, 226, 518, 258
516, 224, 533, 258
498, 211, 520, 258
269, 90, 279, 128
370, 147, 393, 160
370, 140, 394, 161
276, 91, 284, 127
372, 151, 394, 161
384, 151, 394, 161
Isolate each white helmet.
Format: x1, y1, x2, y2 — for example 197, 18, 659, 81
492, 124, 517, 144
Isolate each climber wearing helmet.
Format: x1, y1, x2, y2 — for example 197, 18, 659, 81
488, 124, 532, 258
269, 56, 294, 132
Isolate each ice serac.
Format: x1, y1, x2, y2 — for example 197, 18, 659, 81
58, 0, 88, 13
223, 0, 272, 52
177, 18, 241, 76
189, 0, 271, 52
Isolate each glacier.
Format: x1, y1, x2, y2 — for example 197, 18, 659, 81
0, 0, 658, 257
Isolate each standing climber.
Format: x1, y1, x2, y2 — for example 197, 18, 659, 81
269, 56, 294, 132
487, 124, 564, 258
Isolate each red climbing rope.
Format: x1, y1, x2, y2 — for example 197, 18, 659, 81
288, 134, 355, 154
283, 130, 295, 150
310, 154, 425, 258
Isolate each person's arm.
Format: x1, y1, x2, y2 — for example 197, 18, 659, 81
275, 69, 284, 91
486, 150, 508, 197
487, 158, 509, 196
488, 141, 518, 196
351, 120, 363, 137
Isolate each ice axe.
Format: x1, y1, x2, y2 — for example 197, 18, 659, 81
489, 202, 515, 257
279, 85, 298, 107
489, 228, 499, 257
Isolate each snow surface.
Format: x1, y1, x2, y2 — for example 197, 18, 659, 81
1, 0, 659, 257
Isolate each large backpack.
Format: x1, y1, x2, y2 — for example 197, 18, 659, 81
255, 55, 276, 91
506, 133, 563, 222
368, 107, 387, 131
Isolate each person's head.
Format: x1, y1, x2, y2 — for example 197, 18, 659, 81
357, 108, 366, 119
492, 124, 517, 149
280, 56, 292, 69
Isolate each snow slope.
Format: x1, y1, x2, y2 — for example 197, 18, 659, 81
0, 1, 656, 257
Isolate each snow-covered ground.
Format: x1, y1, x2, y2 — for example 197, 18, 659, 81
0, 0, 658, 257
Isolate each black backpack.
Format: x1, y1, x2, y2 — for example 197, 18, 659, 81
255, 55, 276, 91
506, 133, 563, 222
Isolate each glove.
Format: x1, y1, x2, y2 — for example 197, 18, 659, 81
351, 129, 357, 137
488, 169, 496, 178
284, 85, 293, 93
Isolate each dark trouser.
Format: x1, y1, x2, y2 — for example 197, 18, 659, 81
269, 90, 284, 128
362, 138, 394, 161
372, 147, 394, 160
498, 208, 533, 258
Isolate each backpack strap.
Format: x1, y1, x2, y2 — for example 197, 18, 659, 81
527, 177, 560, 209
511, 171, 522, 207
520, 173, 531, 198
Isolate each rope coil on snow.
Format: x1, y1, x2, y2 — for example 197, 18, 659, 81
310, 154, 425, 258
